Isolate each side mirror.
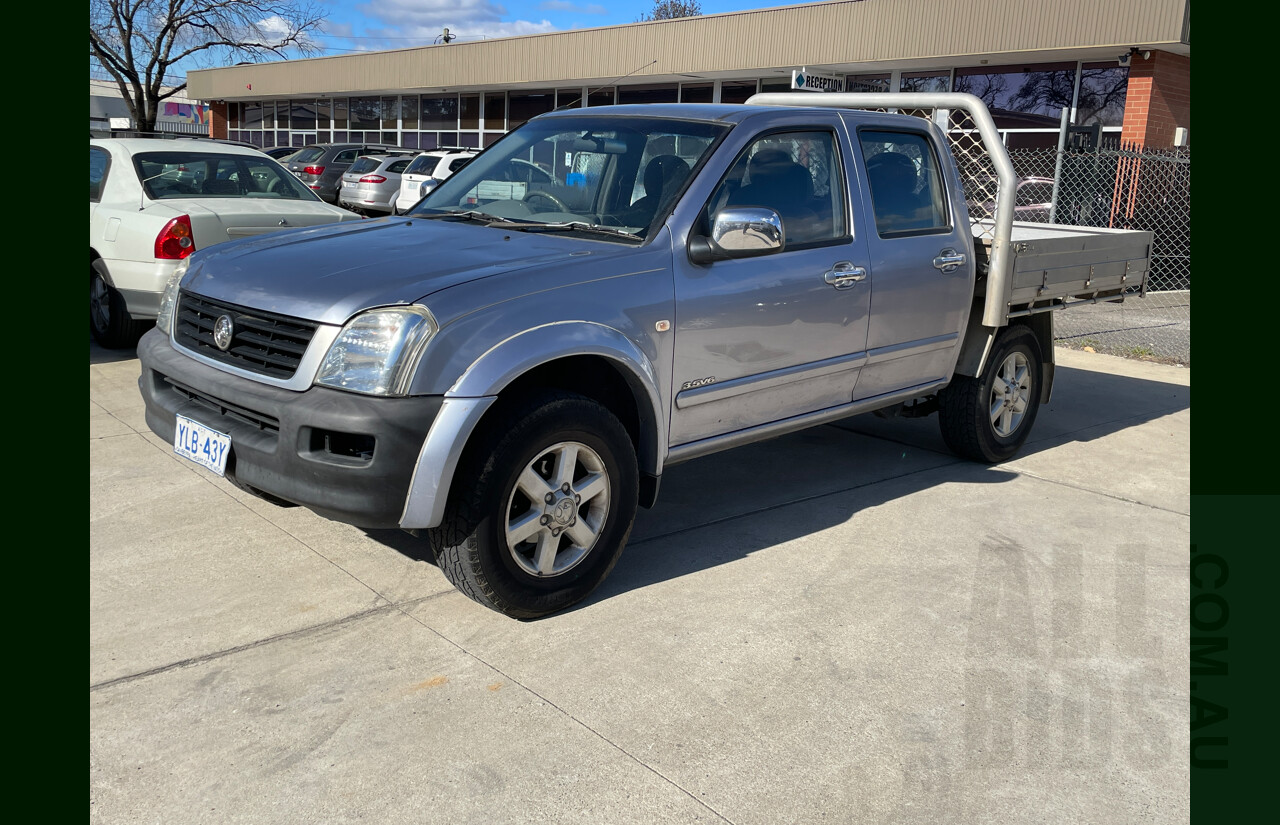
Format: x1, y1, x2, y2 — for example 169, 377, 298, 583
687, 207, 784, 264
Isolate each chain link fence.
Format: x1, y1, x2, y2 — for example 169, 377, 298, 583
1006, 145, 1191, 366
868, 104, 1190, 365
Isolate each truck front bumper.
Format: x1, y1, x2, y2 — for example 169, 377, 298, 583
137, 328, 443, 528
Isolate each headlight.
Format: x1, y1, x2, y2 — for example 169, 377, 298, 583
315, 307, 437, 396
155, 258, 190, 335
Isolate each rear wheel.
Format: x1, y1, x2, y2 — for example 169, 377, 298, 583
90, 259, 149, 349
430, 391, 638, 619
938, 326, 1043, 463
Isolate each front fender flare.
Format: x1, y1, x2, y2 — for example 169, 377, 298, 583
399, 321, 666, 530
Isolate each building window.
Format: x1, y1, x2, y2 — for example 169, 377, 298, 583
719, 80, 758, 104
953, 62, 1078, 128
242, 102, 263, 130
350, 97, 379, 130
460, 95, 480, 129
381, 96, 399, 129
291, 101, 315, 131
483, 92, 506, 131
333, 99, 348, 129
618, 84, 678, 105
680, 83, 714, 103
275, 100, 290, 129
1076, 62, 1129, 127
317, 100, 331, 129
421, 96, 458, 130
900, 71, 950, 93
587, 88, 616, 107
556, 88, 584, 109
759, 78, 790, 94
401, 95, 419, 131
846, 74, 890, 93
508, 90, 555, 129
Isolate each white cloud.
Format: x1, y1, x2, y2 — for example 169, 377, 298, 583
539, 1, 608, 13
355, 0, 558, 42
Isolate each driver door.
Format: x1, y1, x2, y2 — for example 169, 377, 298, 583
668, 123, 872, 446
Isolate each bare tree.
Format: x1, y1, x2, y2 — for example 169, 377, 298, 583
636, 1, 703, 22
89, 0, 326, 133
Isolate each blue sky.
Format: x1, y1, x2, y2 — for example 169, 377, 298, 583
304, 0, 814, 54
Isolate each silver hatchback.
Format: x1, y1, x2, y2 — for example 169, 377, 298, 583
339, 154, 415, 215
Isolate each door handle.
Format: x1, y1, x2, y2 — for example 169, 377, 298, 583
933, 248, 967, 273
824, 261, 867, 289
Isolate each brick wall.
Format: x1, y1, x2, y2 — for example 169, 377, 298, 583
210, 101, 229, 140
1120, 50, 1190, 149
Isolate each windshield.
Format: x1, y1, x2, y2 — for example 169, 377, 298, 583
406, 114, 728, 241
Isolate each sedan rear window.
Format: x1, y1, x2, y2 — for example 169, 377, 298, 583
133, 151, 318, 201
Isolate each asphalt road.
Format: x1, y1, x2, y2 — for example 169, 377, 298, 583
91, 342, 1190, 824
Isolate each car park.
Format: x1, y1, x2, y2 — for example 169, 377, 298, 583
90, 138, 361, 348
392, 147, 480, 214
285, 142, 405, 204
339, 153, 416, 215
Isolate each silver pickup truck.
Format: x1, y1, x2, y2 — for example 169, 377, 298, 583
137, 93, 1152, 618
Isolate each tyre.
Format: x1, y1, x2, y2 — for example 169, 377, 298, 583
430, 391, 639, 619
938, 325, 1043, 463
90, 259, 150, 349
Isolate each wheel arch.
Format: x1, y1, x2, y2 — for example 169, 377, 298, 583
447, 322, 666, 477
399, 323, 667, 530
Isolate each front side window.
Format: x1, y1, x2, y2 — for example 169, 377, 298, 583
704, 130, 847, 247
409, 114, 728, 243
858, 131, 950, 237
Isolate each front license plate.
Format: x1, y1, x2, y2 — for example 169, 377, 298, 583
173, 414, 231, 476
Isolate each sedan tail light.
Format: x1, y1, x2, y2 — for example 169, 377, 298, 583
155, 215, 196, 260
359, 175, 387, 184
303, 165, 326, 176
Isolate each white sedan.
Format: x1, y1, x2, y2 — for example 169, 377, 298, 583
90, 139, 362, 348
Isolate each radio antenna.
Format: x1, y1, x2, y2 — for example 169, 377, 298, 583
552, 59, 658, 111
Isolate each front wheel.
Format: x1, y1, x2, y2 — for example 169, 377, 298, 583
430, 391, 638, 619
938, 326, 1043, 463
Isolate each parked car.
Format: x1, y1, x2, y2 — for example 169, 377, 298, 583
392, 147, 480, 214
967, 175, 1056, 222
264, 146, 300, 161
339, 153, 416, 215
285, 142, 405, 204
90, 138, 362, 348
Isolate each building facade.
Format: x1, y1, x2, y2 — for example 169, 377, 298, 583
185, 0, 1189, 151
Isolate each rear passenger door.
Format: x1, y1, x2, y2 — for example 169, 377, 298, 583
851, 126, 974, 400
669, 119, 873, 446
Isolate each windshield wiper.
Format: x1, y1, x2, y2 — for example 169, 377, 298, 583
416, 209, 516, 225
503, 220, 642, 240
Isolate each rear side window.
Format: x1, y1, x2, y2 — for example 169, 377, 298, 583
334, 149, 361, 164
858, 130, 950, 237
448, 157, 473, 172
90, 147, 111, 202
387, 159, 411, 174
348, 157, 381, 175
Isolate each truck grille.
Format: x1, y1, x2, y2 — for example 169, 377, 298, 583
175, 292, 317, 379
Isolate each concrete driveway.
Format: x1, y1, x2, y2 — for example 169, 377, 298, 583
91, 343, 1190, 824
